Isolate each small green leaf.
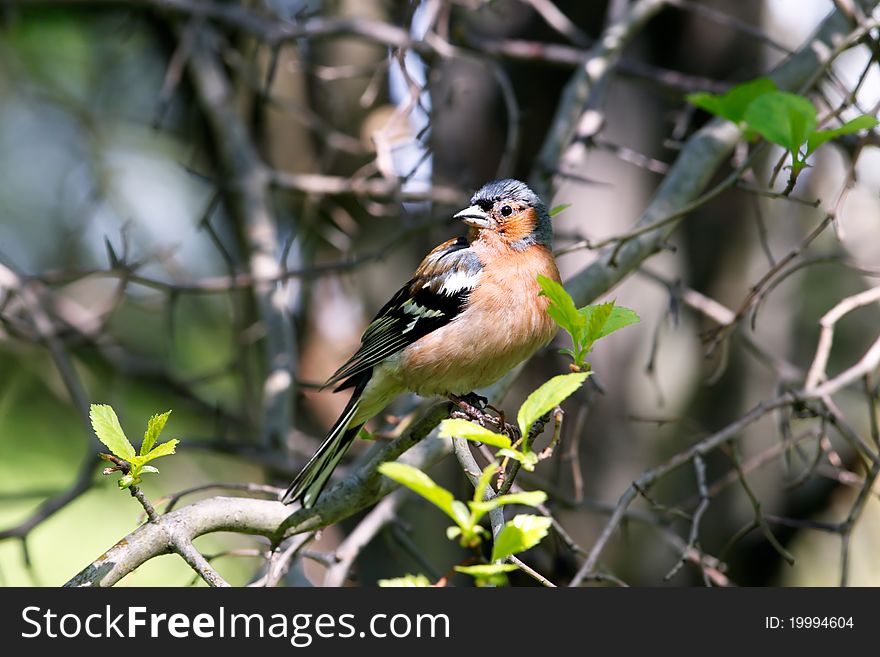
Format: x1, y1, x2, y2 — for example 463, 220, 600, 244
491, 514, 553, 562
446, 526, 462, 541
140, 465, 159, 475
89, 404, 135, 460
549, 203, 571, 217
451, 500, 470, 526
687, 78, 777, 124
357, 427, 377, 441
455, 564, 519, 576
129, 439, 179, 475
378, 574, 432, 587
806, 115, 879, 155
473, 462, 498, 506
142, 439, 179, 462
743, 91, 817, 154
141, 410, 171, 456
517, 372, 589, 436
455, 563, 519, 587
537, 275, 583, 341
117, 473, 137, 489
438, 419, 511, 449
496, 448, 539, 471
595, 305, 640, 339
581, 301, 615, 344
379, 462, 469, 528
469, 490, 547, 515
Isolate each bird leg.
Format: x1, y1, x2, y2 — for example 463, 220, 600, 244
447, 392, 487, 412
462, 392, 489, 409
447, 393, 524, 442
487, 403, 506, 430
448, 393, 494, 429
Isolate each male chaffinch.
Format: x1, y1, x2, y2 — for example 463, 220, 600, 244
283, 179, 561, 507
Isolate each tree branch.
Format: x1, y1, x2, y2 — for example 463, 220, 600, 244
556, 1, 876, 308
65, 402, 451, 587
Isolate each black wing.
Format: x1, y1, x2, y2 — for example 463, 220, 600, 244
327, 237, 482, 390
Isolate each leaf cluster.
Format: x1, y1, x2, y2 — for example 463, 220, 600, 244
90, 404, 179, 489
537, 276, 640, 372
688, 78, 878, 180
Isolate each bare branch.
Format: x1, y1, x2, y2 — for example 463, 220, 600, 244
557, 3, 873, 309
532, 0, 668, 197
804, 286, 880, 394
323, 489, 407, 587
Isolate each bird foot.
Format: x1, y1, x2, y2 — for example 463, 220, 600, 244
457, 392, 488, 410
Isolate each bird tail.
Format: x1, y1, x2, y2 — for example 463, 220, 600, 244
282, 374, 370, 507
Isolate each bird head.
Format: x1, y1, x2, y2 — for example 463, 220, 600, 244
454, 179, 552, 250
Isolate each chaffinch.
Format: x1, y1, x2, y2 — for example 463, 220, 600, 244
283, 179, 561, 507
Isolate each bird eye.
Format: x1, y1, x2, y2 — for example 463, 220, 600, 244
500, 205, 513, 217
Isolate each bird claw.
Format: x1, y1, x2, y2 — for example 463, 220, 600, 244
461, 392, 489, 409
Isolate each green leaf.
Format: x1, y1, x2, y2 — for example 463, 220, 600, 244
581, 301, 615, 345
357, 427, 377, 441
517, 372, 589, 436
455, 563, 519, 587
140, 465, 159, 475
378, 574, 432, 587
89, 404, 135, 460
806, 115, 879, 155
454, 564, 519, 576
469, 490, 547, 515
117, 474, 137, 489
473, 462, 498, 506
129, 439, 179, 474
537, 275, 583, 341
549, 203, 571, 217
496, 448, 539, 471
378, 462, 469, 528
595, 305, 640, 339
687, 77, 777, 124
743, 91, 817, 154
491, 514, 553, 562
438, 419, 511, 449
141, 410, 171, 456
143, 439, 179, 462
451, 500, 470, 526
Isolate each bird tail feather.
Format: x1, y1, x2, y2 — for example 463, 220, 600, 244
282, 375, 369, 507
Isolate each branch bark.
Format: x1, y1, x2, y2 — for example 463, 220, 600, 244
65, 403, 451, 587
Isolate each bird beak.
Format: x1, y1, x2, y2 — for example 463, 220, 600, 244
454, 205, 492, 229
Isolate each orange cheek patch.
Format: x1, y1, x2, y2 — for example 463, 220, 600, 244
500, 207, 538, 242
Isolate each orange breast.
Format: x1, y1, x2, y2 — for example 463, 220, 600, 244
397, 244, 560, 396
